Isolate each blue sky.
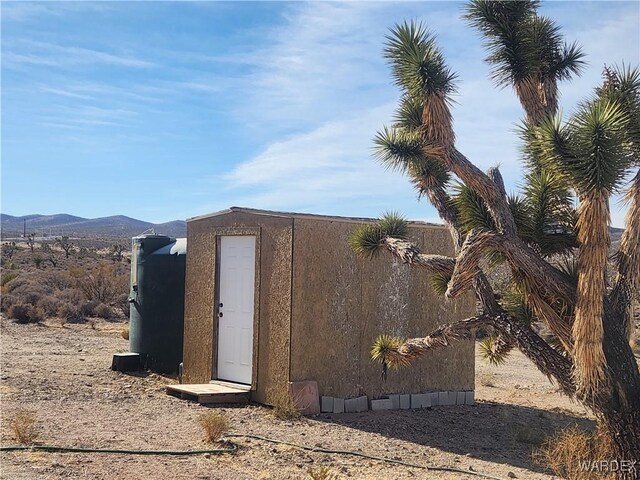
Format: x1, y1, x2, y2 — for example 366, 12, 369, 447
1, 1, 639, 226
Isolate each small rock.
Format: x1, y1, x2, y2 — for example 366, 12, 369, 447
469, 466, 476, 472
203, 453, 211, 459
508, 472, 517, 478
79, 358, 85, 361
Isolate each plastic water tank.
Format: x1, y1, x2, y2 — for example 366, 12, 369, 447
129, 234, 186, 373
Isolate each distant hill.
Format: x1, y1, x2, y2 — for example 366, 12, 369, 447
0, 213, 187, 239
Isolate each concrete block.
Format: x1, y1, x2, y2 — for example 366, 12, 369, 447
371, 399, 393, 411
345, 395, 368, 413
411, 393, 429, 409
457, 391, 466, 405
288, 381, 320, 415
321, 396, 334, 413
422, 393, 432, 408
399, 394, 411, 410
448, 391, 458, 405
333, 397, 345, 414
438, 391, 449, 406
388, 394, 400, 410
429, 392, 439, 406
465, 391, 475, 405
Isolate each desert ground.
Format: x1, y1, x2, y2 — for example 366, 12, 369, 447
0, 316, 607, 480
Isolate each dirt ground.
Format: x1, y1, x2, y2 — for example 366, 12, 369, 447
0, 317, 599, 480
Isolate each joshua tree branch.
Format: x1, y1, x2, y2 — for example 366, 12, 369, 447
609, 171, 640, 338
442, 148, 517, 235
386, 313, 576, 397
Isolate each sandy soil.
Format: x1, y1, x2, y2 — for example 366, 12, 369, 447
0, 317, 597, 480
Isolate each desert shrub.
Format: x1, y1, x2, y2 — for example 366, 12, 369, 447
0, 293, 17, 312
69, 264, 127, 303
80, 299, 101, 317
0, 271, 18, 287
7, 303, 45, 324
40, 270, 73, 291
3, 276, 28, 293
10, 410, 39, 444
115, 293, 131, 318
271, 392, 301, 420
534, 425, 614, 480
37, 295, 62, 316
93, 303, 114, 319
198, 411, 228, 443
307, 466, 338, 480
55, 288, 84, 305
57, 302, 84, 323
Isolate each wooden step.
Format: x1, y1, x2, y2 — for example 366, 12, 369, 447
166, 383, 249, 405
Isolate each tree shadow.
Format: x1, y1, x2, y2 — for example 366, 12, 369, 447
315, 400, 594, 474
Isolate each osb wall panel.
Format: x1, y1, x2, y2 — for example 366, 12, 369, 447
182, 220, 216, 384
182, 211, 293, 405
290, 220, 475, 398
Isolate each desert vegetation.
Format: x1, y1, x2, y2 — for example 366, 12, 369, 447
0, 237, 130, 325
351, 1, 640, 476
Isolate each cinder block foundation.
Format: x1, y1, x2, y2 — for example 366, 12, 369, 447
318, 391, 475, 414
388, 394, 400, 410
465, 390, 475, 405
371, 398, 393, 411
321, 396, 334, 413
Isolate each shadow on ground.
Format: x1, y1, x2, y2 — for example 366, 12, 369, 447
315, 400, 593, 474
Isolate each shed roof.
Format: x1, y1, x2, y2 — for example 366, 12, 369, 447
187, 206, 444, 227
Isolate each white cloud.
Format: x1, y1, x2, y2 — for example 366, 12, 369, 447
4, 40, 156, 69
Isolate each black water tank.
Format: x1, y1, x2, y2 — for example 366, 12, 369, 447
129, 234, 186, 373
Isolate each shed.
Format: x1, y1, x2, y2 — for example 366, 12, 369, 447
182, 207, 475, 405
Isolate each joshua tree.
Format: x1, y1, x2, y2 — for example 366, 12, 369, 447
55, 236, 74, 258
351, 1, 639, 471
110, 244, 125, 263
25, 233, 36, 254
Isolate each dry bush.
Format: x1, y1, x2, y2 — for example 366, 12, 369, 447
121, 328, 129, 340
40, 270, 73, 291
0, 293, 17, 312
80, 299, 101, 317
55, 288, 84, 305
534, 425, 614, 480
37, 295, 62, 316
3, 276, 28, 293
115, 292, 131, 318
307, 466, 338, 480
0, 271, 18, 287
198, 411, 229, 443
93, 303, 114, 319
57, 302, 84, 323
7, 303, 45, 324
272, 392, 301, 420
69, 264, 127, 304
10, 409, 39, 444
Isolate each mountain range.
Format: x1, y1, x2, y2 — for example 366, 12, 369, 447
0, 213, 186, 239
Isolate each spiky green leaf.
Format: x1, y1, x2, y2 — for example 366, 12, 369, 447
384, 21, 457, 100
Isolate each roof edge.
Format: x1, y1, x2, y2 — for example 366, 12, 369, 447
187, 206, 444, 227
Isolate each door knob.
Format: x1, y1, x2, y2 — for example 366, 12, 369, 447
218, 312, 223, 317
219, 303, 223, 308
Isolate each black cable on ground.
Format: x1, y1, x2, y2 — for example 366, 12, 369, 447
225, 433, 507, 480
0, 444, 237, 455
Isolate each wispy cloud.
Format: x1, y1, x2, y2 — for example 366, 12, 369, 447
4, 40, 156, 69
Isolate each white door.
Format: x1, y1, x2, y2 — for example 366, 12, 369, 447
217, 236, 256, 385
